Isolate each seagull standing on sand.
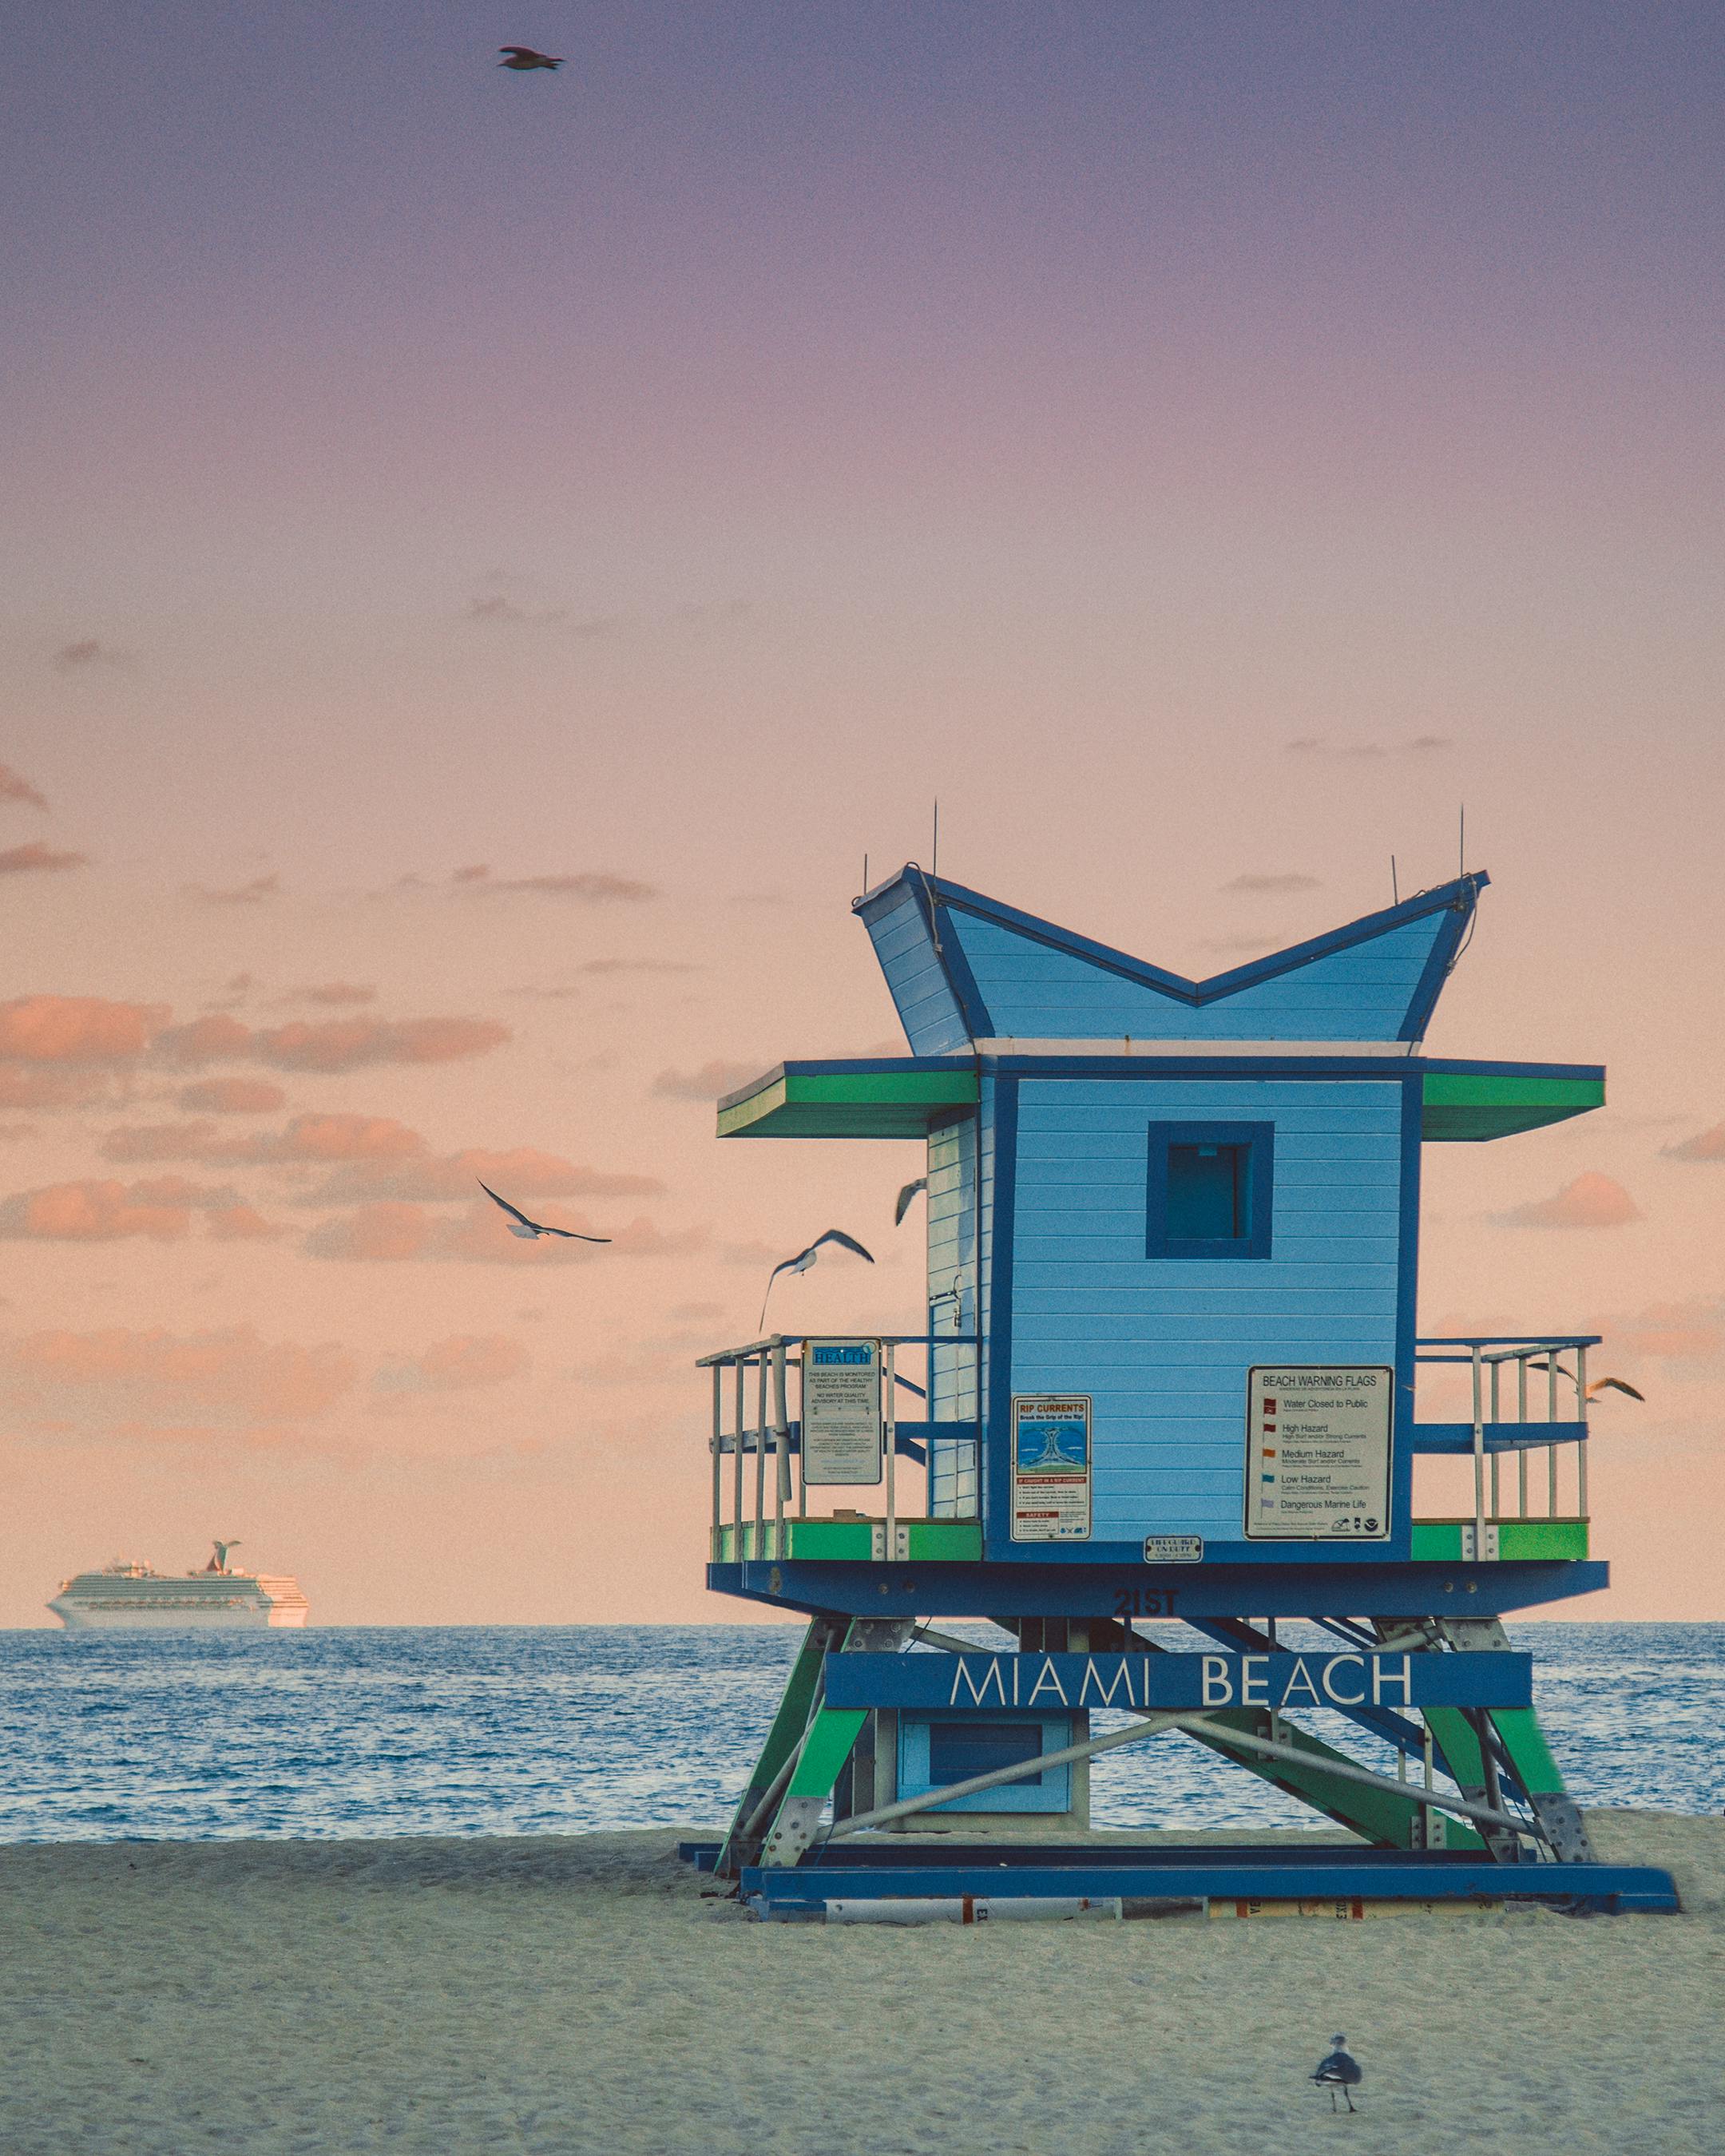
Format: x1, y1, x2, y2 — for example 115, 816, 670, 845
758, 1229, 874, 1331
498, 46, 563, 70
1312, 2035, 1362, 2112
478, 1180, 611, 1244
894, 1176, 927, 1227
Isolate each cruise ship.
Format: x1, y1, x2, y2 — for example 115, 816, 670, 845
48, 1541, 309, 1630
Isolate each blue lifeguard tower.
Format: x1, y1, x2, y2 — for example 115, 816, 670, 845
692, 867, 1676, 1914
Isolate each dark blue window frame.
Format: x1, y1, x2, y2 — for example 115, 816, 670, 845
1147, 1120, 1275, 1261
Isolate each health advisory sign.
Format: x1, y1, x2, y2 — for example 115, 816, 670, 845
1245, 1366, 1392, 1540
1010, 1394, 1092, 1541
801, 1339, 882, 1485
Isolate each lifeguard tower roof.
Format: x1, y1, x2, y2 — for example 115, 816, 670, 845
718, 870, 1604, 1143
859, 866, 1490, 1050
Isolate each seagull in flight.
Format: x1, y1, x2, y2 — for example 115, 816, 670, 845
498, 46, 563, 71
478, 1180, 610, 1243
894, 1176, 927, 1227
1311, 2034, 1362, 2113
759, 1229, 874, 1331
1527, 1361, 1644, 1402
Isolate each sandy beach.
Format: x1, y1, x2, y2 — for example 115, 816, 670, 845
0, 1810, 1718, 2156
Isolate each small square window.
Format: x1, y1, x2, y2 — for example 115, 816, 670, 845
1148, 1121, 1274, 1260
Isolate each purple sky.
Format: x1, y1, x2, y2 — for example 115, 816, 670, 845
2, 4, 1721, 1621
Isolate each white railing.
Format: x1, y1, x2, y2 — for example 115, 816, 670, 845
697, 1334, 980, 1561
1415, 1334, 1600, 1554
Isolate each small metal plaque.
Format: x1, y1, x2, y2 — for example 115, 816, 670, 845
1143, 1536, 1204, 1563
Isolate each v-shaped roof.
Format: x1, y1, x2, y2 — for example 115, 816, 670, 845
855, 868, 1487, 1050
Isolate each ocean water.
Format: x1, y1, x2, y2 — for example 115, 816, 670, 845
0, 1622, 1718, 1844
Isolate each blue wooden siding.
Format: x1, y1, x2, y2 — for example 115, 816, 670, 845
952, 913, 1445, 1042
862, 885, 971, 1052
1006, 1079, 1405, 1540
927, 1112, 980, 1516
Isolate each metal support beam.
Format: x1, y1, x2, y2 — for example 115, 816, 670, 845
759, 1618, 913, 1868
826, 1694, 1545, 1845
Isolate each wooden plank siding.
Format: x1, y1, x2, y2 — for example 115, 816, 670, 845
926, 1112, 979, 1516
1007, 1078, 1405, 1541
952, 912, 1446, 1041
862, 884, 972, 1052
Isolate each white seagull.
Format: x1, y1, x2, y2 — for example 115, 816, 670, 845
1527, 1361, 1644, 1402
478, 1180, 611, 1243
894, 1176, 927, 1227
1311, 2034, 1362, 2112
758, 1229, 874, 1331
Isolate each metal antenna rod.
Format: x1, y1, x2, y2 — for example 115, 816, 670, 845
1459, 804, 1466, 880
932, 799, 939, 883
1391, 854, 1398, 905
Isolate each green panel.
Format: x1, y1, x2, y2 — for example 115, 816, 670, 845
904, 1521, 984, 1561
1410, 1520, 1590, 1562
1422, 1072, 1604, 1143
716, 1616, 837, 1871
1500, 1519, 1588, 1560
786, 1708, 868, 1798
1487, 1707, 1565, 1796
1186, 1709, 1484, 1852
718, 1068, 978, 1139
713, 1518, 979, 1563
786, 1520, 873, 1560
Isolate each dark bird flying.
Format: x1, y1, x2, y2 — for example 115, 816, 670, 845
478, 1179, 610, 1243
498, 46, 563, 71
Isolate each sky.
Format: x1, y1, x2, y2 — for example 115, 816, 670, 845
1, 2, 1720, 1623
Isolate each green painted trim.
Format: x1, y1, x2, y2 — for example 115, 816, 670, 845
1487, 1707, 1566, 1796
712, 1518, 981, 1562
718, 1068, 979, 1139
906, 1521, 984, 1560
1500, 1519, 1589, 1560
1410, 1520, 1589, 1562
787, 1707, 868, 1798
716, 1616, 835, 1871
1422, 1072, 1604, 1143
1185, 1710, 1485, 1852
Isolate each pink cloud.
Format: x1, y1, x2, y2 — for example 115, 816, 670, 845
290, 982, 377, 1006
0, 995, 162, 1064
176, 1077, 287, 1115
378, 1335, 531, 1392
100, 1120, 224, 1163
652, 1060, 763, 1102
456, 867, 656, 902
303, 1203, 432, 1262
0, 764, 48, 810
306, 1199, 681, 1263
152, 1013, 511, 1073
1604, 1299, 1725, 1364
0, 1325, 357, 1423
0, 1175, 242, 1241
193, 873, 280, 906
1663, 1123, 1725, 1163
311, 1143, 660, 1206
0, 842, 86, 876
1497, 1172, 1642, 1229
152, 1014, 253, 1066
256, 1016, 510, 1072
0, 1067, 117, 1111
207, 1203, 285, 1242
